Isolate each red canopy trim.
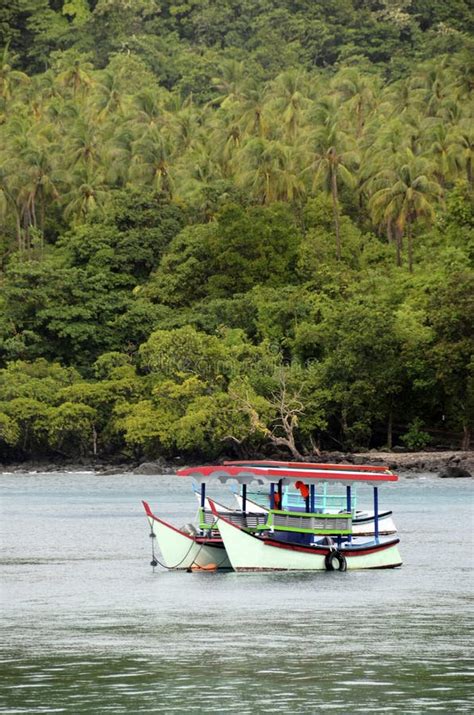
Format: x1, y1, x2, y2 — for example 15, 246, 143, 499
177, 465, 398, 484
224, 459, 391, 473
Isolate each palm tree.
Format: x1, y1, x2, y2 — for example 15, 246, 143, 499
211, 60, 246, 109
210, 117, 243, 177
170, 99, 203, 152
368, 149, 442, 271
63, 166, 109, 223
55, 54, 95, 99
0, 115, 61, 250
94, 70, 126, 122
17, 144, 60, 237
129, 128, 174, 197
426, 122, 463, 186
0, 43, 30, 105
66, 118, 103, 172
451, 119, 474, 187
332, 67, 380, 138
268, 70, 309, 141
236, 137, 305, 205
0, 165, 23, 250
104, 123, 134, 187
235, 77, 269, 138
409, 57, 451, 118
131, 89, 167, 136
307, 122, 358, 258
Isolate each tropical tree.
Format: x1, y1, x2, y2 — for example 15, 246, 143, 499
268, 69, 309, 141
332, 67, 380, 138
129, 129, 174, 197
236, 137, 305, 205
307, 121, 358, 259
368, 149, 442, 270
0, 42, 29, 107
426, 122, 463, 186
55, 52, 95, 99
62, 166, 109, 223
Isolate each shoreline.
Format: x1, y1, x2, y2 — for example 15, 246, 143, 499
1, 450, 472, 478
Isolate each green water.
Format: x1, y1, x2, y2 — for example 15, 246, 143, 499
1, 472, 473, 713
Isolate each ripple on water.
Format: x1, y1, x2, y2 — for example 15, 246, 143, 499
1, 472, 473, 713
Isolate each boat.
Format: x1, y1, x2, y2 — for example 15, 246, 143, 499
176, 462, 402, 572
142, 500, 232, 570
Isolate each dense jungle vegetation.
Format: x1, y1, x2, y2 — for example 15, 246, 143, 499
0, 0, 473, 463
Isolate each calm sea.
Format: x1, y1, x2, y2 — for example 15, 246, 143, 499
0, 471, 473, 714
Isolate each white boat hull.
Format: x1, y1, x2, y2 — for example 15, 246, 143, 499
142, 502, 231, 570
214, 509, 402, 571
351, 511, 396, 536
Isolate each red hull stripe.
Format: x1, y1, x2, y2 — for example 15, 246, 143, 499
263, 537, 400, 557
142, 501, 196, 541
142, 502, 225, 547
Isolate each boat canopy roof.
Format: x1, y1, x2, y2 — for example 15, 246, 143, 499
177, 461, 398, 486
224, 460, 390, 474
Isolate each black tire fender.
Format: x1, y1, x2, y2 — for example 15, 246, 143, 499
325, 549, 347, 572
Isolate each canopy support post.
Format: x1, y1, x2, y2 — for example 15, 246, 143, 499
310, 484, 315, 513
374, 487, 379, 542
270, 483, 275, 509
200, 483, 206, 509
346, 485, 352, 543
278, 479, 283, 509
242, 483, 247, 514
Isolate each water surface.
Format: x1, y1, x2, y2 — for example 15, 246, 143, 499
1, 472, 473, 713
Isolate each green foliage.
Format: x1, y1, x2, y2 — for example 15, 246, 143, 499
400, 418, 432, 450
147, 203, 301, 306
0, 411, 20, 446
48, 401, 97, 455
0, 3, 472, 461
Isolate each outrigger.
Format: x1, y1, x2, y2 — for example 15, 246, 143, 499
142, 460, 402, 572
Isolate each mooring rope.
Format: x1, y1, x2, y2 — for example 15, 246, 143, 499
149, 518, 225, 571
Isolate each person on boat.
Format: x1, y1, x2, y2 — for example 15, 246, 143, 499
295, 481, 309, 500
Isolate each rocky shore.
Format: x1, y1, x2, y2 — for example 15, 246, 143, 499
1, 451, 473, 478
352, 450, 474, 478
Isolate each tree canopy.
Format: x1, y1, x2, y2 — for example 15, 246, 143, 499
0, 1, 472, 462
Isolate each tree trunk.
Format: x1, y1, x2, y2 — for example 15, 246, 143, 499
331, 167, 341, 260
15, 212, 23, 252
270, 434, 304, 460
387, 405, 393, 450
395, 226, 403, 267
461, 424, 471, 451
407, 221, 413, 273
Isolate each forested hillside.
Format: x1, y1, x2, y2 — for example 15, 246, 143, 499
0, 1, 472, 463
